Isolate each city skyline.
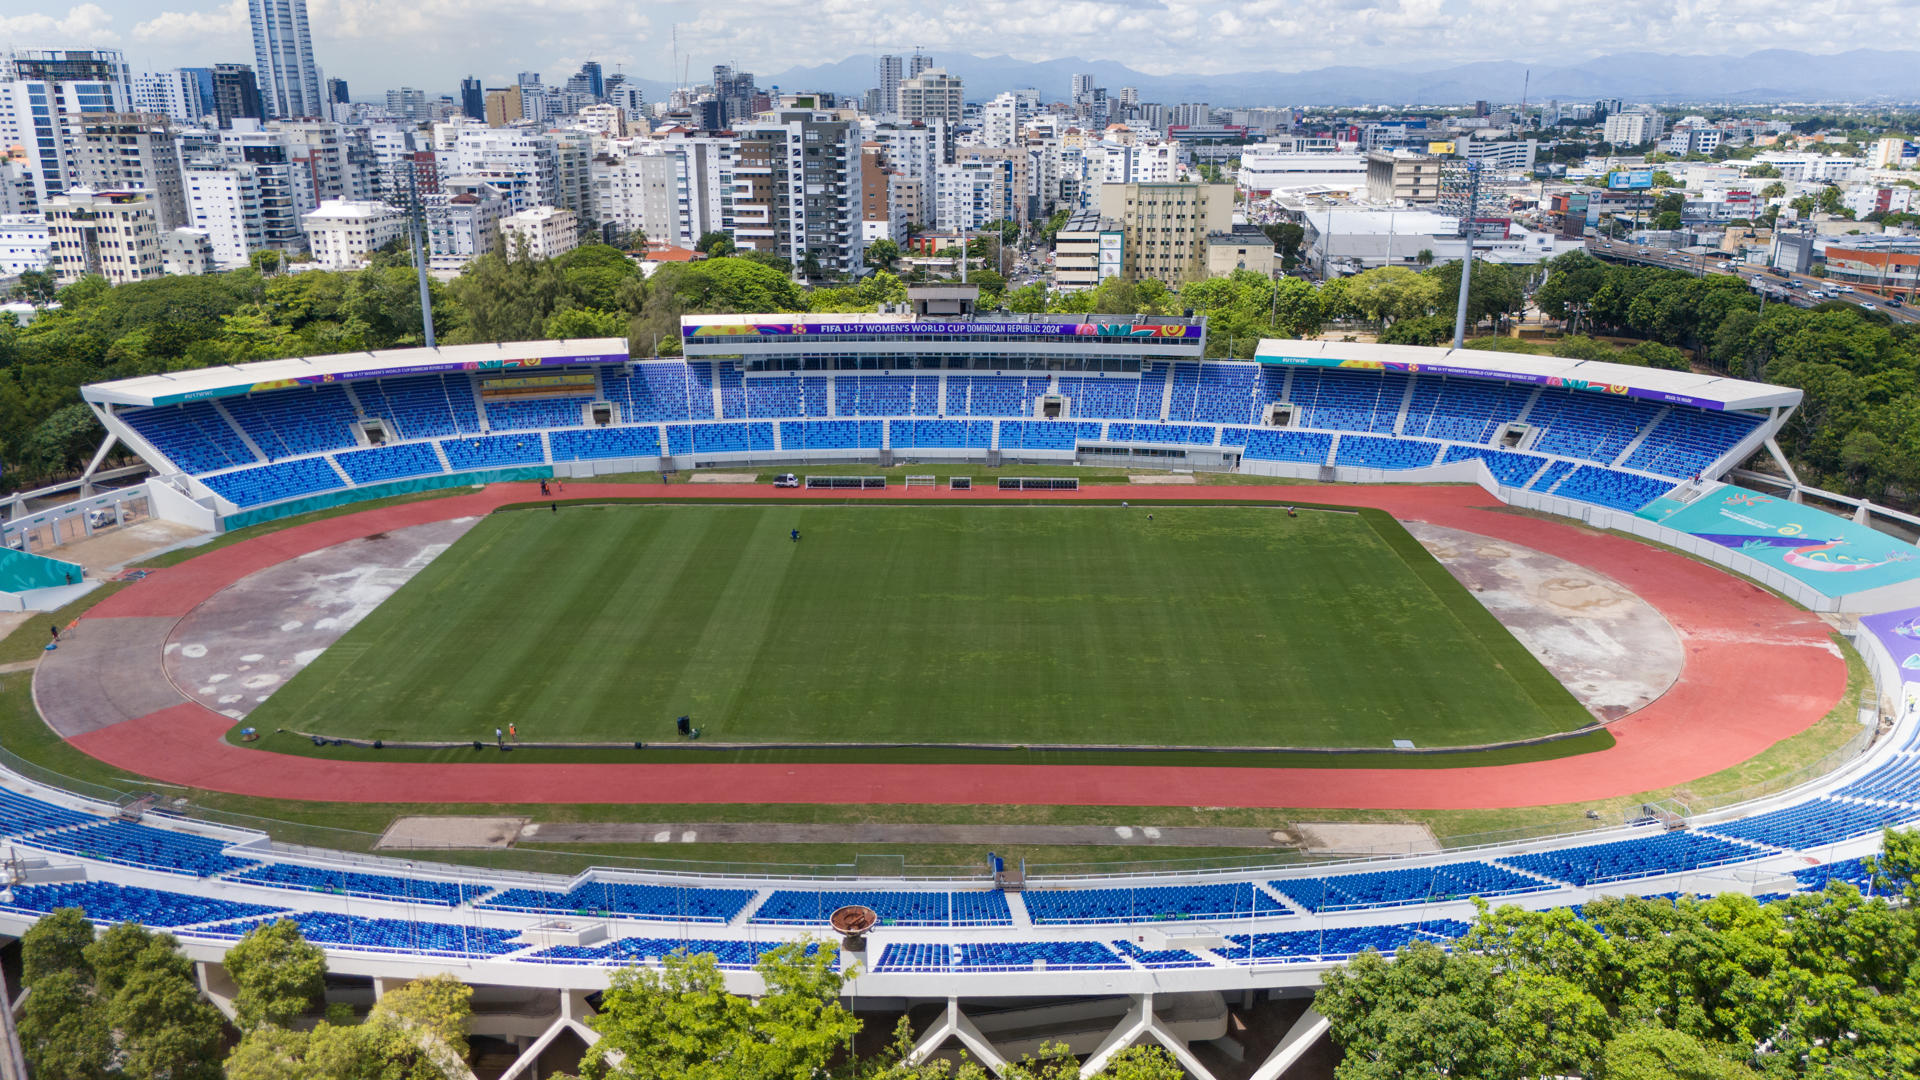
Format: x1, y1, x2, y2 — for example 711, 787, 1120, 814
7, 0, 1920, 95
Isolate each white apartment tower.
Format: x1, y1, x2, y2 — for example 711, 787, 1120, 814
898, 69, 963, 127
249, 0, 325, 118
43, 189, 163, 284
876, 56, 903, 118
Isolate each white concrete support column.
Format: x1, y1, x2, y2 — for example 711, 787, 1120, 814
907, 997, 1010, 1075
1245, 1008, 1328, 1080
496, 990, 606, 1080
1079, 994, 1218, 1080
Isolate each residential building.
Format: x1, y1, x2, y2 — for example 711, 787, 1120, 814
1461, 138, 1538, 173
1053, 206, 1122, 290
452, 127, 559, 212
498, 204, 578, 260
424, 178, 506, 270
64, 113, 189, 230
302, 199, 406, 267
1661, 117, 1721, 157
161, 227, 215, 275
0, 213, 49, 275
484, 86, 523, 128
860, 142, 897, 242
43, 188, 163, 284
385, 87, 429, 124
712, 65, 756, 128
1603, 109, 1663, 147
0, 49, 132, 207
131, 70, 208, 125
185, 158, 304, 266
1751, 153, 1862, 182
908, 52, 934, 78
876, 56, 903, 118
248, 0, 325, 119
594, 150, 688, 247
898, 68, 963, 127
210, 64, 264, 128
1096, 181, 1233, 286
934, 160, 1006, 231
731, 108, 864, 275
1868, 137, 1918, 170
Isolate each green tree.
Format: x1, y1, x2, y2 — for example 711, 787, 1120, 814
22, 905, 96, 984
865, 237, 901, 272
1654, 210, 1684, 231
544, 306, 629, 339
693, 231, 735, 257
11, 268, 58, 306
18, 969, 113, 1080
1261, 222, 1306, 269
250, 249, 284, 275
1596, 1026, 1760, 1080
226, 919, 328, 1031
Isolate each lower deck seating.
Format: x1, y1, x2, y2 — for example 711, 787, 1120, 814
666, 422, 775, 455
1500, 831, 1760, 887
548, 426, 662, 462
1441, 445, 1548, 487
779, 420, 883, 451
201, 457, 345, 508
227, 863, 490, 906
1105, 422, 1216, 446
1835, 756, 1920, 803
197, 912, 522, 958
889, 420, 993, 449
1704, 799, 1920, 850
121, 400, 256, 473
750, 889, 1012, 927
477, 881, 754, 922
956, 941, 1127, 971
332, 442, 445, 485
1529, 459, 1575, 492
1110, 938, 1211, 968
999, 420, 1101, 450
527, 937, 807, 969
1221, 919, 1471, 963
1024, 882, 1287, 925
1243, 429, 1332, 464
1790, 858, 1877, 893
484, 396, 593, 431
22, 821, 257, 877
0, 882, 287, 927
875, 942, 956, 972
1269, 861, 1552, 913
438, 433, 546, 470
0, 789, 99, 835
1550, 466, 1674, 512
1334, 435, 1441, 470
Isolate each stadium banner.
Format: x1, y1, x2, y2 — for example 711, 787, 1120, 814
684, 320, 1203, 340
153, 351, 630, 407
1653, 487, 1920, 596
1860, 606, 1920, 684
1250, 349, 1729, 411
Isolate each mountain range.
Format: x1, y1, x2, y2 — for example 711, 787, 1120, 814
712, 49, 1920, 108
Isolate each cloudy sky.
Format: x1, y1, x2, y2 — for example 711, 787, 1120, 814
3, 0, 1917, 93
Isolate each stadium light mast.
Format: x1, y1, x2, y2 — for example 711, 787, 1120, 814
406, 163, 437, 349
1450, 160, 1481, 350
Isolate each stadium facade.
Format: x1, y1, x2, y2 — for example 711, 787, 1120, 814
2, 314, 1919, 1074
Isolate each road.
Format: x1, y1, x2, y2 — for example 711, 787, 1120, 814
1586, 238, 1920, 325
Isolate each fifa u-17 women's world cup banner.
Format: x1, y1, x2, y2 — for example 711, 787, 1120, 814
685, 321, 1203, 339
1657, 487, 1920, 596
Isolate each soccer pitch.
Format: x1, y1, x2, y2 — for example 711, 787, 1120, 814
243, 502, 1593, 752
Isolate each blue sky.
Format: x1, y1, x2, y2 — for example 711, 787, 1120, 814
2, 0, 1915, 94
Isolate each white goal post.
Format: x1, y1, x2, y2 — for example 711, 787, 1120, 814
905, 475, 937, 488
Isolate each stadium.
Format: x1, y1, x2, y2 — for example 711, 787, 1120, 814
1, 290, 1917, 1076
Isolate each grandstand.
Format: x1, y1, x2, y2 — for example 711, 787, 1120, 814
77, 330, 1792, 530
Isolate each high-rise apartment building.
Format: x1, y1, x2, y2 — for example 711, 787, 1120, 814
578, 61, 604, 99
484, 85, 523, 128
248, 0, 325, 118
909, 52, 934, 78
64, 113, 189, 230
44, 189, 163, 284
713, 66, 756, 128
898, 68, 963, 127
132, 70, 208, 125
385, 87, 429, 124
210, 64, 264, 128
732, 108, 864, 275
876, 56, 903, 118
326, 77, 349, 109
1603, 109, 1663, 147
0, 49, 132, 206
424, 179, 507, 270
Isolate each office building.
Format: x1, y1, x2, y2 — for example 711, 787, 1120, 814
1603, 109, 1663, 147
1096, 181, 1233, 286
1366, 151, 1443, 204
326, 77, 349, 109
248, 0, 325, 118
578, 61, 604, 99
460, 77, 484, 121
898, 68, 963, 126
484, 86, 523, 128
43, 189, 163, 284
386, 87, 429, 124
1053, 206, 1123, 290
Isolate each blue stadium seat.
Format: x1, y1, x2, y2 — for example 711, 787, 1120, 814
1289, 369, 1402, 433
955, 941, 1126, 971
1268, 861, 1551, 913
1111, 937, 1211, 968
1624, 408, 1764, 479
604, 362, 709, 422
438, 433, 546, 470
1500, 831, 1760, 887
1334, 435, 1442, 470
22, 821, 257, 877
1219, 919, 1472, 964
954, 375, 1051, 417
0, 882, 287, 927
1243, 429, 1332, 464
1703, 799, 1920, 850
548, 426, 663, 462
477, 881, 755, 922
1525, 390, 1664, 464
227, 863, 491, 906
777, 420, 884, 451
998, 420, 1102, 450
198, 912, 522, 958
223, 386, 360, 459
121, 400, 257, 474
0, 789, 101, 835
888, 420, 993, 449
201, 457, 347, 508
1551, 466, 1674, 512
1834, 755, 1920, 803
874, 942, 955, 972
484, 396, 593, 431
356, 374, 482, 439
1105, 422, 1217, 446
1529, 459, 1575, 492
1400, 378, 1536, 443
1441, 445, 1548, 486
527, 937, 811, 969
1058, 375, 1161, 420
750, 890, 1012, 927
332, 442, 445, 485
1024, 882, 1288, 925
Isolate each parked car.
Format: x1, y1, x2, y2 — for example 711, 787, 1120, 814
772, 473, 800, 488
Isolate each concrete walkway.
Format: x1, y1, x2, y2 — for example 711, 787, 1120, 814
519, 822, 1293, 848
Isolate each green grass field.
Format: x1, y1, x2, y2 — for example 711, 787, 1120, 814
242, 502, 1592, 751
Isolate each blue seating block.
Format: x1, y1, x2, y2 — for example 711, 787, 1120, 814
1552, 466, 1674, 512
750, 890, 1012, 927
955, 941, 1126, 971
1526, 390, 1664, 464
888, 420, 992, 449
1111, 938, 1211, 968
1401, 378, 1535, 443
998, 421, 1102, 450
332, 442, 445, 485
228, 863, 491, 906
1058, 375, 1160, 420
0, 882, 286, 927
527, 937, 808, 969
223, 385, 360, 458
1024, 882, 1288, 925
438, 433, 546, 470
778, 420, 883, 451
548, 426, 662, 462
1442, 445, 1548, 487
1290, 369, 1401, 434
1529, 459, 1575, 491
1243, 429, 1332, 464
477, 881, 755, 922
23, 821, 256, 877
1501, 831, 1759, 887
1624, 408, 1763, 480
1835, 755, 1920, 803
1220, 919, 1471, 964
357, 374, 482, 439
0, 789, 99, 834
1704, 799, 1920, 850
875, 942, 954, 972
1335, 435, 1441, 470
1105, 422, 1217, 446
1267, 861, 1551, 913
199, 912, 522, 958
201, 457, 345, 508
121, 400, 257, 474
484, 396, 592, 432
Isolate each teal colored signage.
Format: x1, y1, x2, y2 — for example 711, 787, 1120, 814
1654, 487, 1920, 596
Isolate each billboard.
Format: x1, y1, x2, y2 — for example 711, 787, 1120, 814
1654, 487, 1920, 597
1427, 141, 1457, 156
1250, 349, 1731, 410
686, 320, 1202, 340
154, 351, 629, 407
1609, 170, 1654, 190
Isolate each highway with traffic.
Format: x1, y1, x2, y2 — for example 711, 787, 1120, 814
1585, 238, 1920, 325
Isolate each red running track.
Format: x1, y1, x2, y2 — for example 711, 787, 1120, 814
65, 483, 1847, 809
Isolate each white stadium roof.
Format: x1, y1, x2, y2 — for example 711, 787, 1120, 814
1254, 339, 1801, 413
81, 340, 631, 408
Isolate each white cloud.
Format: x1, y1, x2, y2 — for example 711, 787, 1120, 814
0, 3, 117, 41
132, 0, 246, 43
